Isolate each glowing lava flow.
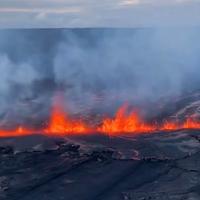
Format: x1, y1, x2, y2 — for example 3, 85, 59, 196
99, 104, 200, 135
45, 92, 91, 135
0, 91, 91, 137
0, 96, 200, 137
0, 126, 35, 137
98, 104, 155, 134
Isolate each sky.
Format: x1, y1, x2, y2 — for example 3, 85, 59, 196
0, 0, 200, 28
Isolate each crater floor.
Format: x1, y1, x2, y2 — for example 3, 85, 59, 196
0, 130, 200, 200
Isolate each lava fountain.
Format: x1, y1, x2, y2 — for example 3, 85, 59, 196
45, 91, 91, 135
0, 92, 200, 137
98, 104, 156, 134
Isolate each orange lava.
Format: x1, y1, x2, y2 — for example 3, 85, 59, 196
98, 104, 156, 134
0, 126, 35, 137
0, 94, 200, 138
99, 105, 200, 135
44, 92, 91, 135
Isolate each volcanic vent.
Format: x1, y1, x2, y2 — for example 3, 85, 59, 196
0, 89, 200, 137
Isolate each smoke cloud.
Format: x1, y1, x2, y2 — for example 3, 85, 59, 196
0, 28, 200, 126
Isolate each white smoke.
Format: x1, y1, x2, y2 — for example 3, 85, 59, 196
53, 28, 200, 115
0, 28, 200, 123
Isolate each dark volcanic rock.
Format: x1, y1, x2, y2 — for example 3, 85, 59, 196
0, 131, 200, 200
0, 146, 13, 155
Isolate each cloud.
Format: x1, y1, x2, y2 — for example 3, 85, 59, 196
0, 7, 81, 14
0, 0, 199, 27
119, 0, 140, 6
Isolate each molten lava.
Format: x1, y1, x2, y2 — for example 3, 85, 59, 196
0, 92, 200, 137
45, 92, 90, 134
98, 104, 156, 134
0, 126, 34, 137
99, 105, 200, 135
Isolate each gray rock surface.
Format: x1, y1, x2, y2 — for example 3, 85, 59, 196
0, 131, 200, 200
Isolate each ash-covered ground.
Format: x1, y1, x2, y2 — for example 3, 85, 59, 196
0, 129, 200, 200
